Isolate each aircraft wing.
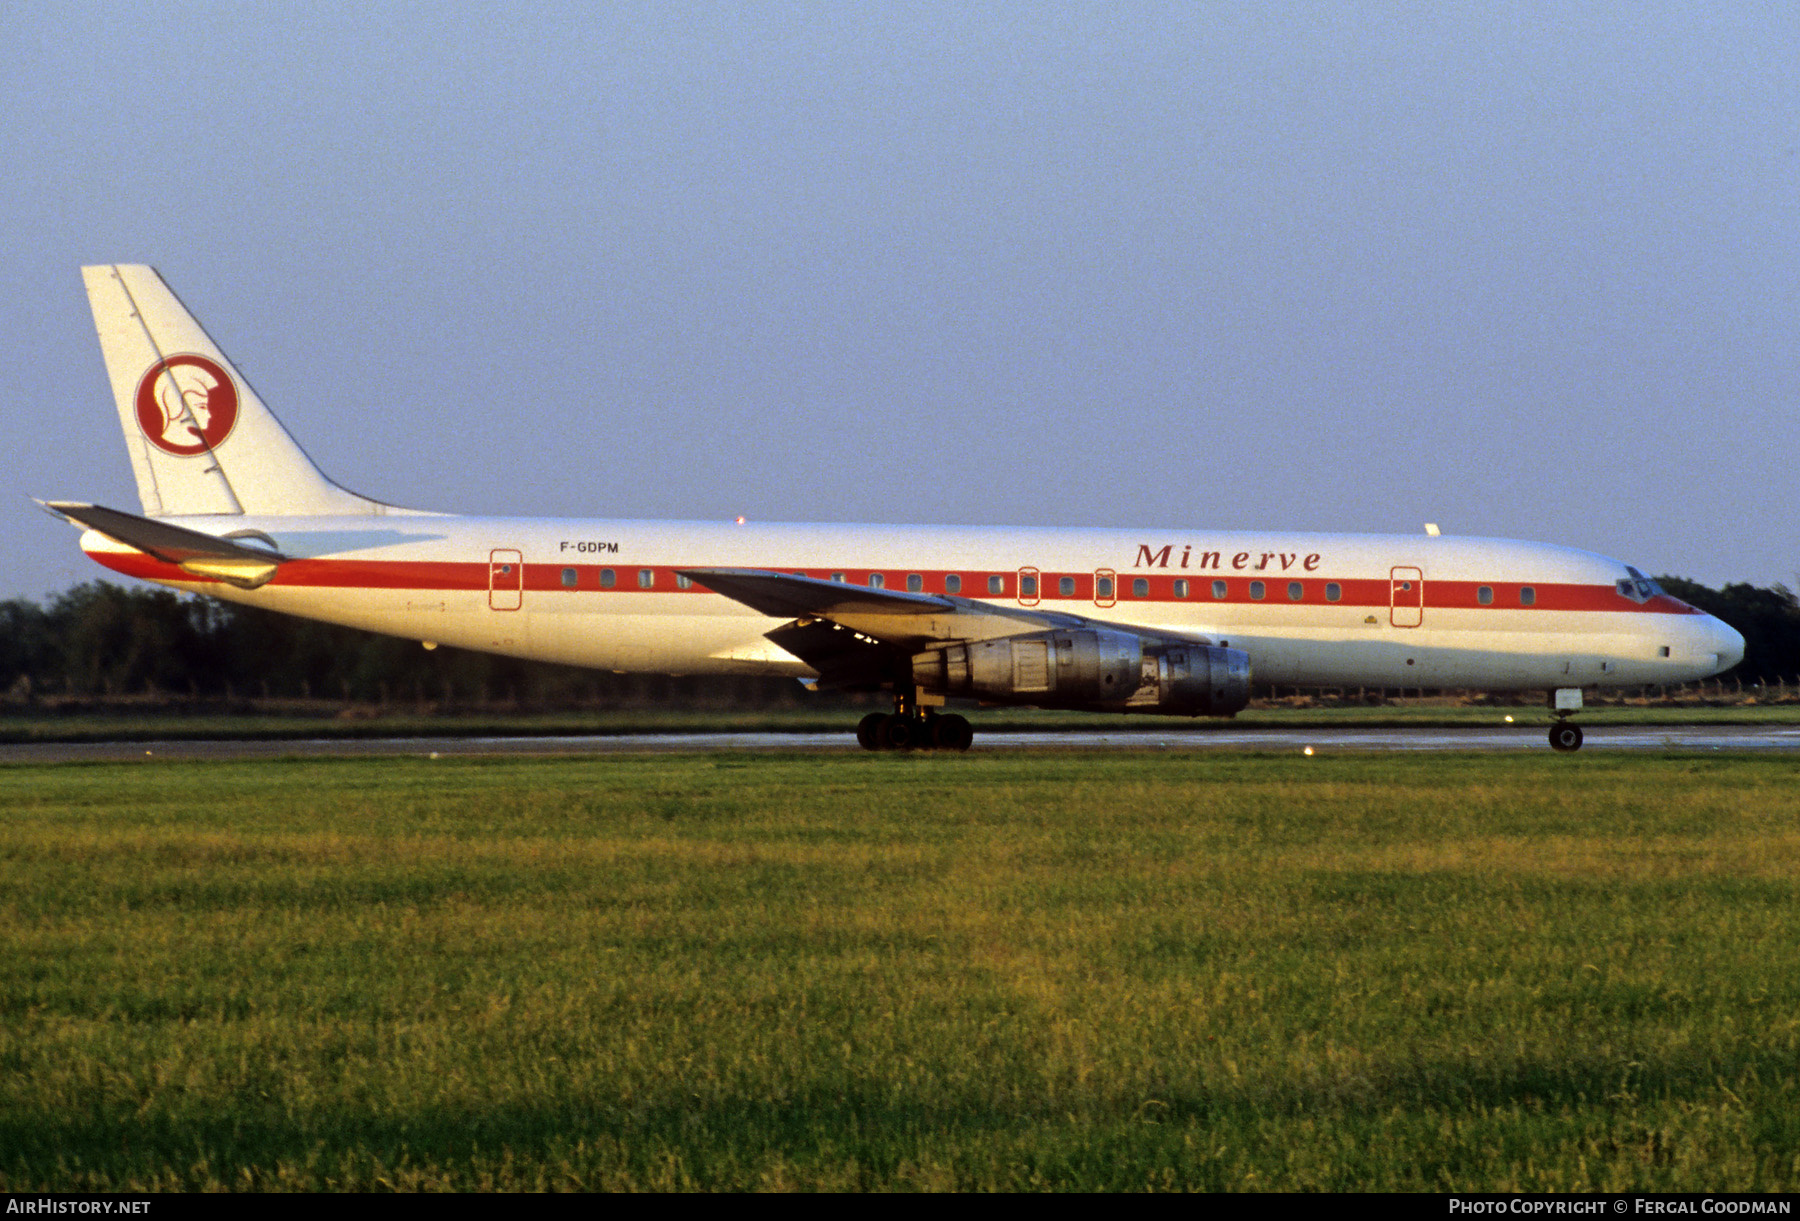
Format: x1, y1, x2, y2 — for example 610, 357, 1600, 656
39, 500, 286, 589
680, 566, 1096, 641
679, 567, 958, 618
681, 566, 1214, 689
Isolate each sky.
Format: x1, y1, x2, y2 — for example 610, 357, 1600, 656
3, 2, 1796, 600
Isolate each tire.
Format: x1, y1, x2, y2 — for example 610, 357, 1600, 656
856, 712, 886, 751
879, 714, 917, 751
1548, 723, 1584, 753
930, 713, 973, 753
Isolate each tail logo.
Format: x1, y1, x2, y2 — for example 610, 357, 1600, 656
135, 355, 240, 456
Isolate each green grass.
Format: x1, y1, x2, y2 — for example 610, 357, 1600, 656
3, 750, 1799, 1190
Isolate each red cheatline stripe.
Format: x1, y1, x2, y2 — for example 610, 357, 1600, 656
86, 550, 1705, 615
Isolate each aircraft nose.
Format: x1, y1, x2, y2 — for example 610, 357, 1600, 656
1708, 616, 1745, 674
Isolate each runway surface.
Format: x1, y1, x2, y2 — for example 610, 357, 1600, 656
5, 724, 1799, 762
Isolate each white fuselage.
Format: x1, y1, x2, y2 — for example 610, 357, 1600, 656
81, 515, 1744, 693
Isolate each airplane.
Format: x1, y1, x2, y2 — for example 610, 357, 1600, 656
41, 264, 1744, 753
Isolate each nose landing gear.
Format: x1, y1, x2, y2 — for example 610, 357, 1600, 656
1548, 721, 1584, 752
1548, 687, 1585, 752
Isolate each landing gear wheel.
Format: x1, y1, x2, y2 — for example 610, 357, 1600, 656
878, 714, 918, 752
1549, 723, 1584, 753
930, 713, 973, 753
856, 712, 886, 752
855, 686, 971, 753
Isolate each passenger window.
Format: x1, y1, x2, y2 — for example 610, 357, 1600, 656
1287, 582, 1303, 601
1132, 577, 1149, 598
1173, 579, 1188, 598
676, 574, 693, 590
1021, 575, 1038, 598
1097, 576, 1114, 599
987, 575, 1004, 596
906, 574, 922, 592
868, 573, 885, 589
1478, 586, 1494, 605
831, 573, 846, 583
637, 569, 654, 589
561, 567, 578, 588
1520, 586, 1536, 606
1250, 581, 1265, 600
1059, 576, 1075, 597
1326, 582, 1341, 602
945, 575, 962, 594
1212, 580, 1227, 599
600, 568, 616, 589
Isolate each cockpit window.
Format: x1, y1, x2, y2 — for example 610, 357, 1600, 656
1616, 566, 1663, 604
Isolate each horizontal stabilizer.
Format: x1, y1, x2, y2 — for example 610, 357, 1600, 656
40, 500, 285, 589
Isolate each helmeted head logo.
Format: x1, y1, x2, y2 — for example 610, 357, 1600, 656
135, 355, 239, 456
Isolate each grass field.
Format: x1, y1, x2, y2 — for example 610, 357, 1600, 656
3, 749, 1799, 1190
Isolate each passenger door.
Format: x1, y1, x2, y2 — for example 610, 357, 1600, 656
1389, 566, 1423, 628
489, 549, 524, 611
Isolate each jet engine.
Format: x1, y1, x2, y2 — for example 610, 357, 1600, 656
1135, 641, 1251, 717
912, 628, 1141, 704
912, 629, 1250, 717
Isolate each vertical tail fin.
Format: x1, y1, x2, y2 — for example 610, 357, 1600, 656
84, 264, 400, 517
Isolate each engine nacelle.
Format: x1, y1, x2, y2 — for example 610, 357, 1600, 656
913, 628, 1144, 703
1132, 643, 1252, 717
913, 631, 1252, 717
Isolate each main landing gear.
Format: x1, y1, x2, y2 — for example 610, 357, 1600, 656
856, 688, 973, 752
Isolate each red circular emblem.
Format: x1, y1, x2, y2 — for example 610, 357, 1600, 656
134, 355, 239, 456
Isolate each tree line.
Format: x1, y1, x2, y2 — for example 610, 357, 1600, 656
2, 577, 1796, 705
0, 582, 809, 708
1653, 577, 1800, 687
